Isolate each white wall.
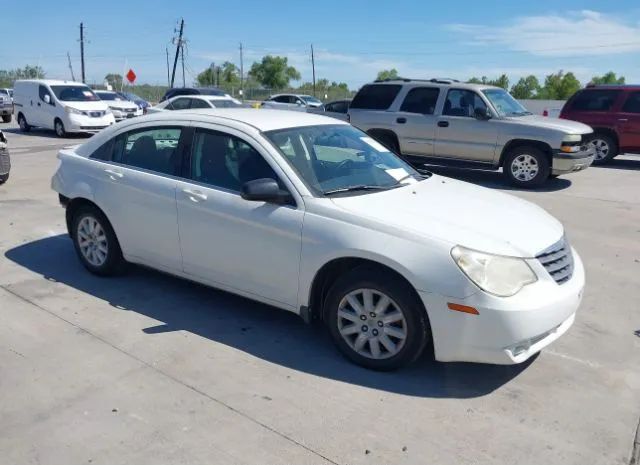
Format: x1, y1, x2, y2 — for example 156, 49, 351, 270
518, 99, 567, 117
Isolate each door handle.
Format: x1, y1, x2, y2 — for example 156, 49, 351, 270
438, 121, 449, 127
182, 188, 207, 202
37, 102, 41, 107
104, 169, 124, 179
396, 117, 407, 124
618, 118, 628, 122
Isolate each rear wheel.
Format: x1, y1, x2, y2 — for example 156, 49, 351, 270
18, 113, 30, 132
325, 267, 430, 371
588, 133, 618, 165
71, 205, 126, 276
503, 146, 550, 188
0, 173, 8, 184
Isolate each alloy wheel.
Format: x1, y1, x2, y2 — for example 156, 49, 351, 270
510, 154, 539, 182
589, 138, 610, 161
336, 288, 407, 360
77, 216, 109, 267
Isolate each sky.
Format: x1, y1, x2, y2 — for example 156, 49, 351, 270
2, 0, 640, 89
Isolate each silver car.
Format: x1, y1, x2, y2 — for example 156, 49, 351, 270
349, 79, 595, 187
261, 94, 323, 111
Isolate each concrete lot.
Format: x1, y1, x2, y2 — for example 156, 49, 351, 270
1, 121, 639, 465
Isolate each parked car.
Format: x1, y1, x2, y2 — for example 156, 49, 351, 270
0, 88, 13, 123
560, 84, 640, 164
349, 79, 595, 188
261, 94, 324, 110
95, 91, 143, 122
148, 94, 245, 114
0, 129, 9, 184
308, 98, 351, 121
14, 80, 115, 137
117, 91, 151, 113
51, 109, 584, 371
160, 87, 228, 102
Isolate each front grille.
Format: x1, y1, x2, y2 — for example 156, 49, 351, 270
89, 111, 104, 118
536, 237, 574, 284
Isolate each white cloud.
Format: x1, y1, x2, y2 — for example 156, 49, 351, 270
447, 10, 640, 56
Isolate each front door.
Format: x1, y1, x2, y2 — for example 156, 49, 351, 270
92, 125, 185, 271
434, 88, 499, 162
618, 91, 640, 151
175, 126, 304, 309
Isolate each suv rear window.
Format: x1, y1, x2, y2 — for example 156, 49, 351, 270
621, 92, 640, 113
351, 84, 402, 110
570, 90, 621, 112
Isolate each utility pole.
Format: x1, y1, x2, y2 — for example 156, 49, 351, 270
165, 47, 170, 86
239, 42, 244, 99
67, 52, 76, 81
216, 67, 220, 87
181, 44, 186, 87
170, 18, 184, 88
79, 23, 86, 83
311, 44, 316, 97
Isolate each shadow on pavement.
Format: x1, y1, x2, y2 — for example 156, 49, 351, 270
2, 127, 91, 140
422, 165, 572, 192
5, 234, 534, 399
594, 156, 640, 171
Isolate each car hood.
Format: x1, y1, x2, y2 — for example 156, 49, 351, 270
505, 114, 592, 134
106, 100, 139, 110
329, 175, 563, 257
61, 101, 110, 111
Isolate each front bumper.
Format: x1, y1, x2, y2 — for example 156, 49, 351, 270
552, 148, 595, 175
67, 113, 116, 133
419, 247, 585, 365
0, 106, 12, 115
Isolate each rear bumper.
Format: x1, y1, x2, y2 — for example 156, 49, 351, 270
552, 149, 595, 175
419, 247, 585, 365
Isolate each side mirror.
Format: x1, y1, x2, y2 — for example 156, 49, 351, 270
241, 178, 288, 203
474, 107, 491, 120
43, 94, 51, 105
296, 101, 304, 106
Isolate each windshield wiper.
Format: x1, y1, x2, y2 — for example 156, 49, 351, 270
323, 185, 398, 196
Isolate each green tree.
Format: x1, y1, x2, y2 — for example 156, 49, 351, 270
510, 75, 541, 99
249, 55, 300, 90
467, 77, 484, 84
539, 71, 582, 100
590, 71, 625, 85
196, 67, 215, 86
489, 74, 509, 90
104, 73, 123, 90
376, 69, 400, 81
0, 65, 45, 87
220, 62, 240, 86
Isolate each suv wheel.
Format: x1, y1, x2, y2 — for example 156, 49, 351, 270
325, 267, 430, 371
503, 146, 550, 188
18, 113, 31, 132
2, 114, 10, 123
588, 134, 618, 165
71, 205, 126, 276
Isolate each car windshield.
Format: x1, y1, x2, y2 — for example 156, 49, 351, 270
482, 89, 531, 116
51, 85, 99, 102
265, 125, 425, 196
0, 89, 8, 96
123, 92, 142, 101
96, 92, 123, 101
209, 99, 243, 108
301, 95, 322, 105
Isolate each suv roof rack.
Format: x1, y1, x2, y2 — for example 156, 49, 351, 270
373, 77, 461, 84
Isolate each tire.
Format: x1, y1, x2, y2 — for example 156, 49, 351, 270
71, 205, 126, 276
1, 114, 10, 123
54, 118, 67, 138
0, 173, 8, 185
324, 267, 430, 371
588, 133, 618, 165
370, 131, 400, 155
17, 113, 31, 132
503, 146, 550, 188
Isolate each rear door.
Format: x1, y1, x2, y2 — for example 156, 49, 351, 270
92, 125, 186, 271
394, 86, 440, 157
434, 89, 499, 162
618, 91, 640, 151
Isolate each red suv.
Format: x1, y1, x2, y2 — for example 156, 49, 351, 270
560, 85, 640, 164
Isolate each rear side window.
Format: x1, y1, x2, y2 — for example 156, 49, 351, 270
38, 85, 50, 102
114, 127, 183, 175
90, 139, 114, 161
190, 98, 210, 109
570, 90, 621, 112
400, 87, 440, 114
350, 84, 402, 110
621, 92, 640, 113
170, 98, 191, 110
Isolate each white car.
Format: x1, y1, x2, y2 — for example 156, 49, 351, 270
14, 80, 115, 137
51, 109, 585, 370
261, 93, 323, 110
95, 90, 143, 121
148, 94, 244, 114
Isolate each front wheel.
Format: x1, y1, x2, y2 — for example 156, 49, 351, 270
18, 113, 30, 132
325, 267, 430, 371
71, 205, 126, 276
503, 146, 550, 188
1, 114, 10, 123
54, 119, 67, 138
588, 134, 618, 165
0, 173, 8, 184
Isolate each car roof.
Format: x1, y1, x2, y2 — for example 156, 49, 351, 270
584, 84, 640, 90
365, 78, 500, 92
15, 79, 88, 86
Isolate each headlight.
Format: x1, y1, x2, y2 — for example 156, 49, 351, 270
105, 108, 113, 115
562, 134, 582, 143
451, 246, 537, 297
65, 106, 84, 115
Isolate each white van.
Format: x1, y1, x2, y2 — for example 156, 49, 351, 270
14, 80, 115, 137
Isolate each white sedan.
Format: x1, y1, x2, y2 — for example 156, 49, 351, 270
51, 109, 584, 370
95, 90, 143, 121
148, 94, 245, 114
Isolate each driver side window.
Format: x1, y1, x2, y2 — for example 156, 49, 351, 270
443, 89, 487, 117
39, 85, 52, 104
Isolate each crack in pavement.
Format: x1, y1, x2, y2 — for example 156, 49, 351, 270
0, 284, 341, 465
